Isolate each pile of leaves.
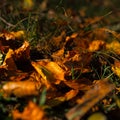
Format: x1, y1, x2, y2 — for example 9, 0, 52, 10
1, 0, 120, 120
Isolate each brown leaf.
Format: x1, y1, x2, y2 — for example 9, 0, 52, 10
64, 78, 92, 91
66, 78, 115, 120
12, 101, 48, 120
14, 41, 30, 61
0, 30, 24, 50
47, 89, 79, 107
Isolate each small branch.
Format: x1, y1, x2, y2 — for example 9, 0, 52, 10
0, 16, 15, 27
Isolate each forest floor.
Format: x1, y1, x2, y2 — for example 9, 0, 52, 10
0, 0, 120, 120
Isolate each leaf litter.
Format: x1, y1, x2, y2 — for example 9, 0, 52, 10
0, 1, 120, 120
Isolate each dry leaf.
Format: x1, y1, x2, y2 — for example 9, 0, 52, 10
64, 78, 92, 91
32, 60, 66, 85
106, 40, 120, 54
2, 80, 41, 97
14, 41, 30, 61
12, 101, 47, 120
66, 78, 115, 120
88, 40, 105, 52
47, 89, 79, 107
111, 60, 120, 77
2, 49, 17, 70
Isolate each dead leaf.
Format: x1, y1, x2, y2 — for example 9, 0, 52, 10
64, 78, 92, 91
14, 41, 30, 61
66, 78, 115, 120
2, 49, 17, 70
47, 89, 79, 107
111, 60, 120, 77
88, 40, 105, 52
2, 80, 41, 97
12, 101, 47, 120
106, 40, 120, 54
32, 60, 66, 85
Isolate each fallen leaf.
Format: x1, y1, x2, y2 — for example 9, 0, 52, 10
12, 101, 47, 120
32, 60, 66, 85
64, 78, 92, 91
14, 41, 30, 61
88, 40, 105, 52
111, 60, 120, 77
66, 78, 115, 120
106, 40, 120, 55
2, 80, 41, 97
3, 49, 17, 70
47, 89, 79, 107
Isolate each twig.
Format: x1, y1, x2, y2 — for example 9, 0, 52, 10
0, 16, 15, 27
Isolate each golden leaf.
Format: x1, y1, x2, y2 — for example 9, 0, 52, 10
32, 60, 66, 84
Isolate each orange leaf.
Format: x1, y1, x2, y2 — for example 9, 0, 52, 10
32, 60, 66, 85
2, 80, 41, 97
88, 40, 105, 52
12, 101, 47, 120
